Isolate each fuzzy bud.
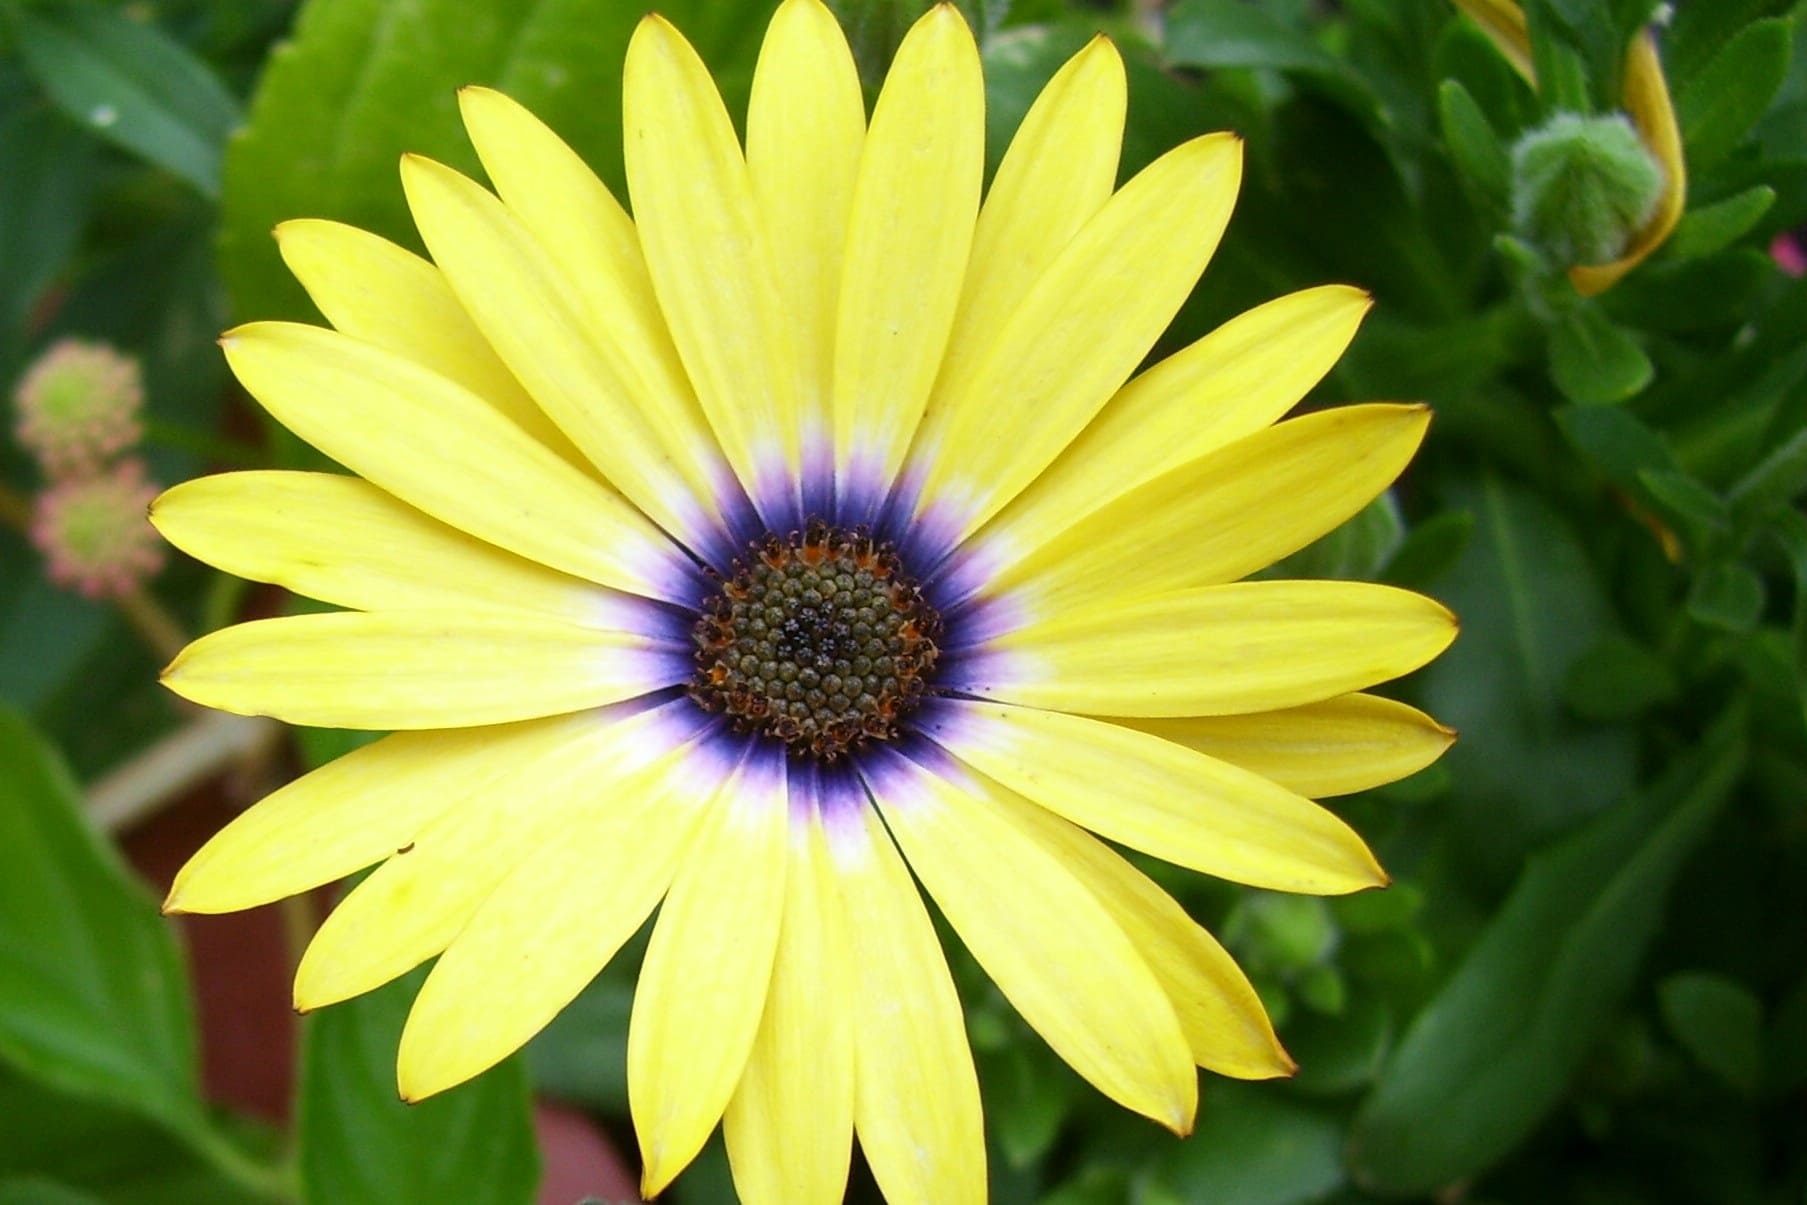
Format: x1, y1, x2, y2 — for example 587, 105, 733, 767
30, 458, 165, 599
1510, 112, 1666, 270
12, 338, 146, 478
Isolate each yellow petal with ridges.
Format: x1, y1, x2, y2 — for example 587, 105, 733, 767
295, 702, 710, 1013
632, 751, 789, 1197
220, 322, 690, 602
831, 3, 983, 498
456, 86, 710, 478
274, 219, 581, 463
723, 809, 856, 1205
915, 133, 1242, 539
161, 611, 684, 730
981, 285, 1372, 551
920, 700, 1387, 894
165, 717, 593, 915
866, 749, 1197, 1131
967, 581, 1457, 717
925, 35, 1125, 457
746, 0, 864, 459
1449, 0, 1533, 80
400, 154, 727, 553
977, 404, 1430, 620
989, 787, 1292, 1078
395, 738, 731, 1099
836, 802, 986, 1205
151, 472, 659, 633
624, 14, 799, 515
1123, 693, 1456, 798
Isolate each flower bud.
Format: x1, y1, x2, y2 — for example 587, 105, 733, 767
30, 458, 165, 599
11, 338, 145, 478
1510, 112, 1666, 270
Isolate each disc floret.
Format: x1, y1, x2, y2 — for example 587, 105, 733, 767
689, 518, 942, 759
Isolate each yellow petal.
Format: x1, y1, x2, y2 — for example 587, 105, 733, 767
974, 404, 1431, 620
632, 749, 790, 1197
395, 733, 735, 1099
1569, 32, 1685, 296
274, 219, 582, 463
836, 801, 986, 1204
987, 787, 1292, 1078
165, 717, 593, 914
1124, 693, 1456, 798
455, 86, 714, 499
151, 471, 668, 634
1449, 0, 1533, 80
624, 14, 799, 517
745, 0, 865, 471
161, 610, 685, 730
399, 153, 733, 557
723, 803, 856, 1205
920, 700, 1386, 895
922, 35, 1125, 474
866, 749, 1197, 1131
831, 3, 983, 502
914, 132, 1243, 539
220, 321, 691, 602
295, 701, 713, 1013
982, 285, 1372, 551
963, 580, 1457, 717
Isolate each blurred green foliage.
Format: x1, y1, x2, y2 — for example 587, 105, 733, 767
1, 0, 1805, 1201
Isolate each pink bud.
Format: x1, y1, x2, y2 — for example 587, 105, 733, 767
31, 458, 165, 599
12, 338, 145, 478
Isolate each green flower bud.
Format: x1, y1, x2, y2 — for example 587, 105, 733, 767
1510, 112, 1666, 270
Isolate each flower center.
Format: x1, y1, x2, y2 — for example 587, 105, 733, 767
689, 519, 942, 760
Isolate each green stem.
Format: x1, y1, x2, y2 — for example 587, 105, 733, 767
181, 1123, 300, 1203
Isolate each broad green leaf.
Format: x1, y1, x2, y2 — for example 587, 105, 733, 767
1380, 509, 1475, 592
1555, 402, 1681, 496
0, 104, 98, 341
1664, 185, 1776, 260
1151, 1083, 1344, 1205
1419, 474, 1637, 872
1286, 994, 1394, 1097
1638, 467, 1731, 553
1675, 18, 1792, 171
1685, 562, 1765, 633
0, 707, 210, 1145
524, 968, 635, 1113
1658, 971, 1763, 1094
1438, 78, 1510, 208
1348, 712, 1747, 1193
12, 4, 241, 197
1164, 0, 1382, 130
0, 1181, 103, 1205
1273, 493, 1404, 580
298, 968, 539, 1205
978, 1042, 1079, 1169
218, 0, 772, 324
1563, 634, 1677, 721
1667, 0, 1794, 87
1548, 304, 1652, 405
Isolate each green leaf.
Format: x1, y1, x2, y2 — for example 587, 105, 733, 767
1658, 971, 1764, 1093
1163, 0, 1381, 128
1563, 634, 1677, 721
1348, 712, 1747, 1193
1151, 1083, 1345, 1205
1380, 509, 1475, 592
1728, 424, 1807, 520
1638, 467, 1731, 553
1273, 492, 1404, 580
0, 104, 98, 339
1769, 508, 1807, 724
1555, 402, 1681, 496
298, 968, 539, 1205
1685, 561, 1765, 633
0, 706, 209, 1144
978, 1042, 1078, 1169
1664, 185, 1776, 260
1439, 78, 1510, 208
0, 1181, 103, 1205
1675, 18, 1793, 171
1548, 303, 1652, 404
218, 0, 771, 324
525, 967, 635, 1113
11, 3, 242, 197
1286, 994, 1394, 1097
1419, 474, 1638, 871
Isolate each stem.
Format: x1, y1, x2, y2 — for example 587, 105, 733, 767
181, 1122, 300, 1203
87, 711, 282, 832
116, 585, 190, 663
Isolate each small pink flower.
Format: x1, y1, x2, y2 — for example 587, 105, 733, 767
1772, 232, 1807, 278
12, 338, 145, 478
31, 458, 165, 599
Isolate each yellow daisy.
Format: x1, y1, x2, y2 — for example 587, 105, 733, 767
155, 2, 1456, 1200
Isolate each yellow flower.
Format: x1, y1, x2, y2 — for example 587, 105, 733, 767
155, 2, 1455, 1200
1450, 0, 1685, 294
